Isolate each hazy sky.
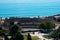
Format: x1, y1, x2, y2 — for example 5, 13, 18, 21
0, 0, 60, 3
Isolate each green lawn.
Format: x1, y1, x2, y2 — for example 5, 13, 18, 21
24, 35, 38, 40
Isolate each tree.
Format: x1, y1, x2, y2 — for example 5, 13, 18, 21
10, 32, 24, 40
4, 35, 9, 40
39, 22, 46, 29
51, 27, 60, 40
14, 32, 24, 40
0, 27, 2, 30
9, 22, 24, 40
9, 22, 14, 27
39, 22, 55, 29
27, 33, 32, 40
0, 23, 2, 30
39, 22, 55, 33
0, 31, 9, 40
10, 24, 19, 36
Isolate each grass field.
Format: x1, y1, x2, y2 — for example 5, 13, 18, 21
24, 35, 38, 40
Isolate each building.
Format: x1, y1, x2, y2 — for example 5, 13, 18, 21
1, 14, 60, 31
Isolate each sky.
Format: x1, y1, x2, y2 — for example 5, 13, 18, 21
0, 0, 60, 3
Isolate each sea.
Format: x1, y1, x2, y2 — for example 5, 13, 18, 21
0, 3, 60, 18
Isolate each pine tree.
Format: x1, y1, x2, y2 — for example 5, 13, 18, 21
27, 33, 32, 40
9, 22, 24, 40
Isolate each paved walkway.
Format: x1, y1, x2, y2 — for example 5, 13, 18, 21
30, 32, 53, 40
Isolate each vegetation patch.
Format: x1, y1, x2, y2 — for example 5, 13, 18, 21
43, 35, 52, 39
24, 35, 38, 40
